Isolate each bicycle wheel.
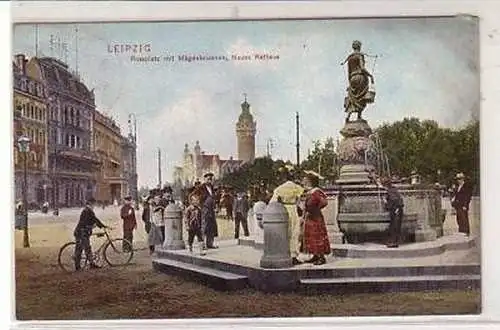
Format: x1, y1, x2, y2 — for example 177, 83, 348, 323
58, 242, 88, 272
103, 238, 134, 267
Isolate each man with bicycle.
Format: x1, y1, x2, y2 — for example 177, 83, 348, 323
74, 197, 109, 271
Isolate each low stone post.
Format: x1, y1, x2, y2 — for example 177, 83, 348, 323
163, 203, 186, 250
253, 201, 267, 247
325, 194, 344, 244
260, 201, 292, 269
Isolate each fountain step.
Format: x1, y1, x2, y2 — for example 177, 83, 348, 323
152, 258, 249, 291
332, 234, 477, 258
299, 274, 480, 293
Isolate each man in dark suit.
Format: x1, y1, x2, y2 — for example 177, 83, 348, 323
73, 198, 109, 271
380, 177, 404, 248
233, 192, 250, 239
197, 173, 219, 249
451, 172, 473, 236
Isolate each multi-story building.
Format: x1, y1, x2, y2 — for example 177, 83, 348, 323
174, 97, 255, 186
13, 54, 50, 207
121, 134, 138, 202
27, 56, 101, 207
93, 110, 125, 204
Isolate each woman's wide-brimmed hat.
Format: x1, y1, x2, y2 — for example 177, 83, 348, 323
303, 170, 325, 180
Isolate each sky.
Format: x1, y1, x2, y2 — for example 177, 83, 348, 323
12, 17, 479, 188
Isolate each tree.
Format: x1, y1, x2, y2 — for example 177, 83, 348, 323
374, 117, 479, 189
301, 137, 338, 183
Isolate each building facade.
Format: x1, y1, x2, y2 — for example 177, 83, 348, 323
93, 110, 125, 204
174, 98, 256, 186
27, 56, 101, 208
236, 98, 256, 163
13, 54, 50, 207
174, 141, 243, 187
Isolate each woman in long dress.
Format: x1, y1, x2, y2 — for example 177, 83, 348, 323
301, 171, 331, 265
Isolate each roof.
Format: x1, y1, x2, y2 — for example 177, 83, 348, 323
237, 100, 254, 123
200, 154, 220, 168
37, 57, 94, 102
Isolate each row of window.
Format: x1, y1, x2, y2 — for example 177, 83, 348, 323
94, 131, 121, 156
13, 149, 44, 169
17, 102, 46, 123
14, 76, 45, 99
24, 127, 46, 146
64, 134, 84, 149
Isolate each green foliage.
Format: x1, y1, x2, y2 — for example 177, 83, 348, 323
219, 156, 294, 193
219, 117, 480, 194
375, 117, 479, 189
300, 137, 338, 182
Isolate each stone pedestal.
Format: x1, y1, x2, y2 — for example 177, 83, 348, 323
163, 204, 186, 250
336, 119, 376, 185
324, 193, 344, 244
260, 201, 292, 269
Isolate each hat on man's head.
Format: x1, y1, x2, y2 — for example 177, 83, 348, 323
86, 197, 96, 205
124, 195, 132, 201
204, 172, 214, 179
456, 172, 465, 179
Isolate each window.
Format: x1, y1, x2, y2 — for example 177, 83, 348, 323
76, 136, 81, 149
39, 131, 44, 145
70, 108, 75, 126
64, 107, 68, 124
70, 135, 75, 148
76, 110, 80, 127
65, 134, 69, 147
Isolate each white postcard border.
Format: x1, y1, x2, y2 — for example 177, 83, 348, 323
3, 1, 500, 329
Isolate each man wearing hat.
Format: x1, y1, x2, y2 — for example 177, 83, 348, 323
451, 172, 473, 236
196, 172, 219, 249
232, 191, 250, 239
377, 176, 404, 248
120, 196, 137, 252
73, 198, 109, 271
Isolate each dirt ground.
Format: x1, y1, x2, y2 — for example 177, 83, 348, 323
14, 212, 480, 320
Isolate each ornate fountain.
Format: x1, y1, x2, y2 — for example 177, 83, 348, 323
327, 40, 445, 244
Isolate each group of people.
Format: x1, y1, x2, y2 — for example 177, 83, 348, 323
69, 168, 474, 271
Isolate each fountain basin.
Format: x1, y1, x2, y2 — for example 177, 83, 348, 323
338, 212, 418, 244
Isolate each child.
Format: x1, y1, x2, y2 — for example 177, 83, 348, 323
184, 194, 206, 255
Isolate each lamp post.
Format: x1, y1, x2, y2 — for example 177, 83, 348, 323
17, 135, 31, 248
128, 113, 139, 210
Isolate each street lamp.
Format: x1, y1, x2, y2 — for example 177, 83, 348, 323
17, 135, 31, 248
128, 113, 139, 210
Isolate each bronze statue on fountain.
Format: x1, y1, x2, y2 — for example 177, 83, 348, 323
341, 40, 376, 124
332, 41, 444, 245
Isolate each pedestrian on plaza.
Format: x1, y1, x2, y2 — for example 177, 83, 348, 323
183, 193, 206, 255
451, 172, 473, 236
301, 170, 330, 266
377, 176, 404, 248
271, 165, 305, 266
147, 189, 164, 254
141, 194, 152, 234
233, 191, 250, 239
152, 190, 166, 242
196, 172, 219, 249
120, 196, 137, 252
73, 198, 109, 271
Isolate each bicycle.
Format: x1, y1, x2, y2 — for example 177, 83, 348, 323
58, 227, 134, 272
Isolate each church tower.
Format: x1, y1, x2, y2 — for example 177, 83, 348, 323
236, 94, 256, 163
